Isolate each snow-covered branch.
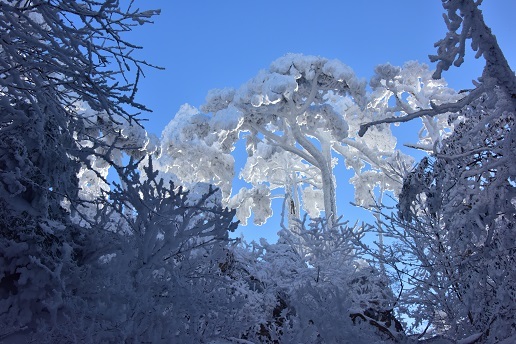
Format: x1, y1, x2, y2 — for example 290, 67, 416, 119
431, 0, 516, 96
358, 86, 483, 137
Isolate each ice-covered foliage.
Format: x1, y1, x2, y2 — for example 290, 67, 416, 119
0, 0, 161, 225
158, 54, 368, 227
430, 0, 516, 97
202, 54, 365, 226
157, 104, 235, 200
331, 60, 461, 210
1, 157, 243, 343
368, 61, 461, 152
75, 158, 242, 343
228, 184, 273, 226
0, 4, 164, 338
0, 203, 96, 342
219, 217, 403, 343
235, 143, 324, 225
160, 55, 444, 231
388, 90, 516, 342
359, 1, 516, 342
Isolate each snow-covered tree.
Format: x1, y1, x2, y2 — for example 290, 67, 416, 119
366, 61, 461, 153
155, 103, 235, 200
219, 217, 403, 343
360, 1, 516, 342
393, 95, 514, 341
201, 57, 425, 228
0, 155, 244, 343
159, 55, 464, 235
76, 158, 243, 343
4, 0, 515, 342
160, 54, 368, 228
0, 0, 160, 218
0, 0, 162, 340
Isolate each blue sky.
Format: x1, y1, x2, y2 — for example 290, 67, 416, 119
126, 1, 515, 242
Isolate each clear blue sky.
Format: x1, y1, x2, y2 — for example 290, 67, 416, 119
126, 1, 515, 242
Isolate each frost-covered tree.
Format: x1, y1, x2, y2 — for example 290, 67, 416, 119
74, 158, 242, 343
366, 61, 461, 153
0, 156, 243, 343
156, 59, 462, 333
392, 96, 515, 341
159, 55, 462, 234
329, 60, 461, 211
160, 54, 368, 228
0, 0, 162, 340
154, 103, 235, 201
360, 0, 516, 342
219, 218, 403, 343
0, 0, 160, 218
